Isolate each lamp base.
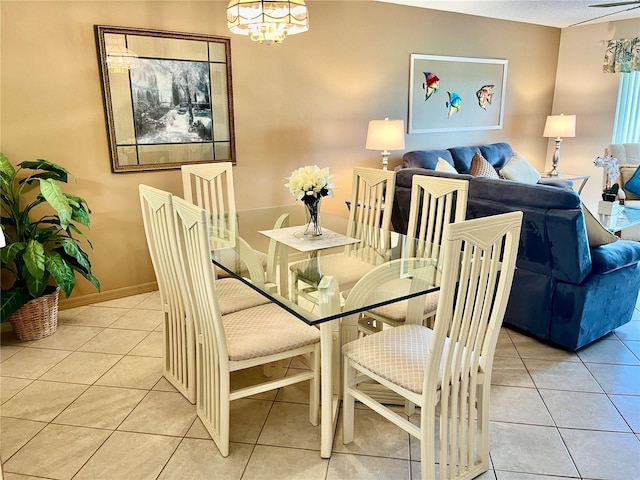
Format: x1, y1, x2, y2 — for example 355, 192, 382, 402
547, 138, 562, 177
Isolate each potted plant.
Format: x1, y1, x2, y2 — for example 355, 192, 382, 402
0, 154, 100, 340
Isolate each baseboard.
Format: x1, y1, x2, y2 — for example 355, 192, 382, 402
58, 282, 159, 310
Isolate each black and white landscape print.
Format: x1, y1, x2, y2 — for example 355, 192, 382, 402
130, 59, 212, 144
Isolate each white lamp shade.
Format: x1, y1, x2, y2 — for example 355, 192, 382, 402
543, 114, 576, 138
365, 118, 405, 151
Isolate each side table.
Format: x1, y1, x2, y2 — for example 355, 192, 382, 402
539, 173, 590, 194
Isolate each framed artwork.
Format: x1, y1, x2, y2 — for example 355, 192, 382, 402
408, 54, 508, 134
95, 25, 235, 172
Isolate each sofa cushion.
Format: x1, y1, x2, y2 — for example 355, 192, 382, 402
436, 157, 457, 173
590, 240, 640, 275
479, 142, 513, 169
620, 166, 640, 200
623, 166, 640, 197
402, 150, 454, 170
469, 152, 499, 179
500, 153, 541, 185
449, 146, 481, 173
582, 204, 618, 248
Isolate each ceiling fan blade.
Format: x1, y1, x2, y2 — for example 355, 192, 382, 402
590, 1, 640, 7
571, 4, 640, 26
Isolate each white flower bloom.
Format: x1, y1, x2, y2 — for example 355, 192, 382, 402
285, 165, 335, 201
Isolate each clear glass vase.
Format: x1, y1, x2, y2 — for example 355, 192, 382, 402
303, 197, 323, 239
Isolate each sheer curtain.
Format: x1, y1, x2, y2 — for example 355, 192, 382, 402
604, 38, 640, 144
612, 71, 640, 144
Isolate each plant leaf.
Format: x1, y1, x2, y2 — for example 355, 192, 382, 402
0, 286, 31, 321
39, 179, 72, 229
18, 160, 68, 183
61, 239, 91, 272
23, 239, 45, 279
45, 251, 75, 297
0, 153, 16, 179
23, 263, 47, 298
0, 241, 26, 264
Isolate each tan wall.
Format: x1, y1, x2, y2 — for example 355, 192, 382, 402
548, 18, 640, 206
0, 0, 561, 307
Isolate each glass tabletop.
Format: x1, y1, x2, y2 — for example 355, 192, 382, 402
209, 204, 441, 325
596, 206, 640, 233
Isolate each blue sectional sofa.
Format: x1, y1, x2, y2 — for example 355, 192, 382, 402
392, 142, 640, 350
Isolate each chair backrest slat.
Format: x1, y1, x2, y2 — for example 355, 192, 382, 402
406, 175, 469, 262
427, 211, 521, 479
139, 185, 196, 402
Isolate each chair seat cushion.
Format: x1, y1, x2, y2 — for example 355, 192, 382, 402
292, 254, 380, 291
367, 278, 440, 322
224, 303, 320, 361
213, 247, 268, 278
216, 278, 269, 315
343, 324, 438, 394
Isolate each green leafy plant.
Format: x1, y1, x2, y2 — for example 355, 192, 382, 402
0, 154, 100, 321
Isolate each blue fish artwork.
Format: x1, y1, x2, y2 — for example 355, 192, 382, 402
476, 85, 494, 110
422, 72, 440, 101
446, 91, 461, 119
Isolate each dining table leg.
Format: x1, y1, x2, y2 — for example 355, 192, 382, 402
317, 276, 342, 459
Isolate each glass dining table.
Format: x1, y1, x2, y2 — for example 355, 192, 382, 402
208, 204, 441, 458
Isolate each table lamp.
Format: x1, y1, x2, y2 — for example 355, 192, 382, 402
543, 114, 576, 177
365, 118, 405, 170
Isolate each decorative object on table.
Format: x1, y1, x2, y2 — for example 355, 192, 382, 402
594, 154, 620, 201
0, 155, 100, 341
543, 113, 576, 176
408, 54, 508, 134
95, 25, 235, 173
597, 199, 623, 216
227, 0, 309, 45
365, 118, 405, 170
285, 165, 334, 239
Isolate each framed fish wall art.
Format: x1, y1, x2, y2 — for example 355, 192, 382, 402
408, 54, 508, 134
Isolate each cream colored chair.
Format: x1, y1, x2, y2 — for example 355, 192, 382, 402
181, 162, 287, 292
139, 185, 270, 404
360, 175, 469, 335
172, 195, 321, 458
290, 167, 396, 304
342, 211, 522, 480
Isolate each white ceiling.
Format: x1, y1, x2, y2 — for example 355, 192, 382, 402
376, 0, 640, 28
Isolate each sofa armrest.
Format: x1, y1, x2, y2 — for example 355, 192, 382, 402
590, 239, 640, 275
538, 177, 574, 188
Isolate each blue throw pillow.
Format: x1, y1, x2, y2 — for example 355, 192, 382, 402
624, 167, 640, 197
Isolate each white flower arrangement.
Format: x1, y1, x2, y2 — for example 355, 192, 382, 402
285, 165, 335, 204
594, 155, 620, 191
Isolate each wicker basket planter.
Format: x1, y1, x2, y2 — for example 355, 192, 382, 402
7, 287, 60, 341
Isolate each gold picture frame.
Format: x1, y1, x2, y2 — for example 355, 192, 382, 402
95, 25, 235, 172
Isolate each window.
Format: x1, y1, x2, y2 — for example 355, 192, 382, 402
611, 71, 640, 144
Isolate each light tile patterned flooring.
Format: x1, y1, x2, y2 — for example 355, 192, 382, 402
1, 291, 640, 480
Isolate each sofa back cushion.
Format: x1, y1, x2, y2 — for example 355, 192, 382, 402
402, 150, 454, 170
609, 143, 640, 166
479, 142, 513, 169
449, 146, 481, 173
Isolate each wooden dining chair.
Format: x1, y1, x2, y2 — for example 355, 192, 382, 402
139, 185, 271, 404
181, 162, 287, 293
342, 211, 522, 480
359, 175, 469, 335
290, 167, 396, 304
172, 195, 321, 457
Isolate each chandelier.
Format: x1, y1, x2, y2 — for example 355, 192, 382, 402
105, 36, 139, 73
227, 0, 309, 45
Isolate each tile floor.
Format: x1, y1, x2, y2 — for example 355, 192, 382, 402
1, 291, 639, 480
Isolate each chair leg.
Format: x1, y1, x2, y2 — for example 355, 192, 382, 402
342, 359, 356, 444
421, 404, 437, 480
309, 344, 320, 426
